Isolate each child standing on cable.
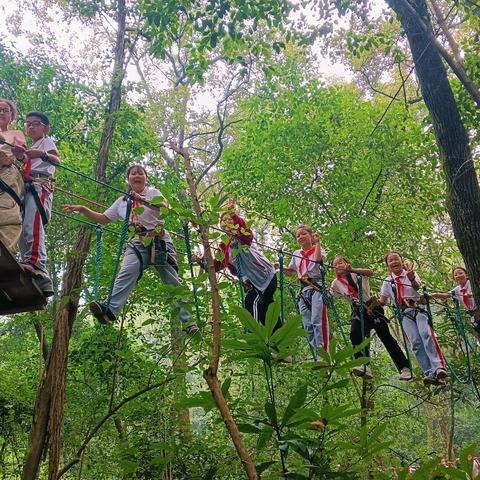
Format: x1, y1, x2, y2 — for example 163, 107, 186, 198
197, 200, 277, 327
63, 164, 197, 333
431, 267, 480, 340
331, 255, 411, 380
13, 112, 60, 296
379, 251, 448, 385
283, 225, 329, 355
0, 98, 26, 255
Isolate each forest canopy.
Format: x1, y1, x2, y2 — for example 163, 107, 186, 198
0, 0, 480, 479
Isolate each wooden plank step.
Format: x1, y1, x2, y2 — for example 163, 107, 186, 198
0, 239, 47, 315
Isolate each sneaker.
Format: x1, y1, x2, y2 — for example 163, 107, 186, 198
89, 301, 116, 325
399, 367, 414, 381
352, 366, 374, 380
34, 276, 54, 298
271, 352, 293, 364
435, 368, 449, 381
185, 323, 200, 336
423, 375, 444, 386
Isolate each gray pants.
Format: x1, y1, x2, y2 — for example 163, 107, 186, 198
107, 239, 192, 324
20, 182, 52, 277
401, 308, 445, 376
298, 287, 329, 352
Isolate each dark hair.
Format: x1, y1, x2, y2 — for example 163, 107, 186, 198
296, 224, 313, 234
452, 266, 468, 276
332, 255, 350, 265
0, 98, 18, 122
384, 251, 403, 265
26, 111, 50, 126
127, 164, 148, 178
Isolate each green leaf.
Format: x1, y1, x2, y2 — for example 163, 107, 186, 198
233, 305, 266, 341
281, 384, 308, 427
265, 297, 281, 337
264, 401, 278, 427
237, 423, 262, 434
257, 427, 274, 449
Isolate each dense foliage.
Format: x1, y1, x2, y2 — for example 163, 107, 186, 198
1, 0, 480, 478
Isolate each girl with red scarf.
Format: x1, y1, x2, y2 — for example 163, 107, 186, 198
283, 225, 329, 355
431, 267, 480, 340
331, 255, 411, 381
379, 251, 448, 385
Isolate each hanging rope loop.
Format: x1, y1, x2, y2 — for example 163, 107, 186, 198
92, 225, 103, 301
106, 198, 132, 308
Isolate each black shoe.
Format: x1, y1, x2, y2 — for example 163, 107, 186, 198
423, 375, 444, 386
31, 273, 54, 297
89, 301, 116, 324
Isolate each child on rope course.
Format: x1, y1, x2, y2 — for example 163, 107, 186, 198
379, 251, 448, 385
63, 164, 198, 334
0, 99, 26, 255
11, 112, 60, 296
282, 225, 329, 355
431, 267, 480, 342
194, 200, 278, 328
331, 255, 412, 381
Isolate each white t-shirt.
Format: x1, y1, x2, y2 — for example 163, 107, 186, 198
288, 246, 327, 278
29, 137, 58, 176
104, 186, 172, 242
451, 280, 477, 311
380, 270, 422, 302
331, 273, 371, 304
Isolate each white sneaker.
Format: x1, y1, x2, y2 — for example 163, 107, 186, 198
271, 352, 293, 364
352, 365, 373, 380
399, 367, 414, 381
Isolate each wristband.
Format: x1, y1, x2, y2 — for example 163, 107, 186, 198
41, 153, 51, 163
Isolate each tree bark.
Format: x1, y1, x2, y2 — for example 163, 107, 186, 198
173, 145, 259, 479
22, 1, 128, 478
395, 0, 480, 106
386, 0, 480, 308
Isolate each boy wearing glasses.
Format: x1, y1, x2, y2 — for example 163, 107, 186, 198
13, 112, 60, 297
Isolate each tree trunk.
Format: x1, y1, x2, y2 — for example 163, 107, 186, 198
22, 1, 128, 478
175, 145, 259, 479
386, 0, 480, 307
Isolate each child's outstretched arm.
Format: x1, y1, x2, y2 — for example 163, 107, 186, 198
62, 204, 110, 224
24, 148, 61, 165
430, 292, 452, 300
349, 266, 374, 277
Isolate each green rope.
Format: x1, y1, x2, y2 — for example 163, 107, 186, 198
182, 223, 202, 326
391, 280, 414, 372
320, 265, 349, 347
93, 225, 103, 301
279, 252, 285, 324
440, 295, 472, 385
232, 241, 245, 307
52, 161, 128, 196
106, 198, 132, 307
357, 275, 367, 358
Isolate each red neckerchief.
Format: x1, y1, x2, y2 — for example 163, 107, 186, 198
460, 285, 472, 310
22, 157, 32, 180
299, 246, 316, 276
392, 273, 404, 306
336, 274, 358, 300
223, 240, 232, 267
130, 199, 141, 225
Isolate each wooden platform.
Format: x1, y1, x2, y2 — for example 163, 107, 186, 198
0, 239, 46, 315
